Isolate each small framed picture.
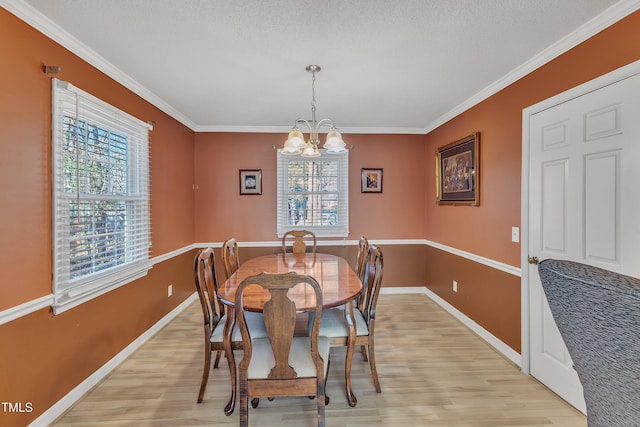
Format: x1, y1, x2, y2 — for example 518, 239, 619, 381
239, 169, 262, 195
361, 168, 383, 193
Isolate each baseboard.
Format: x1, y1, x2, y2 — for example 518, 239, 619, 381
29, 293, 198, 427
382, 287, 522, 367
31, 287, 519, 425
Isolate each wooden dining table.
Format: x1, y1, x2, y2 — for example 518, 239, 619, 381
217, 252, 363, 415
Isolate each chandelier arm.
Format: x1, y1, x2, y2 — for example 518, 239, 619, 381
314, 118, 337, 131
293, 118, 312, 132
283, 64, 347, 156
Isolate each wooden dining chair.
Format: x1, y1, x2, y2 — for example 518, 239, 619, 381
222, 237, 240, 279
354, 235, 369, 282
235, 271, 330, 427
282, 230, 317, 254
312, 244, 384, 397
193, 248, 266, 410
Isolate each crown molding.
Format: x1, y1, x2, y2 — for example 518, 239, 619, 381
193, 125, 427, 135
1, 0, 197, 130
423, 0, 640, 134
3, 0, 638, 135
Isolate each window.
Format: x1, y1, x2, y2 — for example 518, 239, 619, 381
277, 150, 349, 237
52, 79, 152, 314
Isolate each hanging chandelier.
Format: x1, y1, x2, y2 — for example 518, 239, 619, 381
282, 64, 347, 157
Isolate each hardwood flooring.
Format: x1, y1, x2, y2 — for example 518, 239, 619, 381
52, 294, 586, 426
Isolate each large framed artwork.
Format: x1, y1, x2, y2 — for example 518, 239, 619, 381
239, 169, 262, 195
435, 132, 479, 205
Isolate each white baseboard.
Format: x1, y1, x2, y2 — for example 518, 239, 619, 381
31, 287, 520, 426
381, 287, 522, 367
29, 293, 198, 427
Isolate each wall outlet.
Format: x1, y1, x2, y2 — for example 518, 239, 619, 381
511, 226, 520, 243
453, 280, 458, 293
167, 284, 173, 297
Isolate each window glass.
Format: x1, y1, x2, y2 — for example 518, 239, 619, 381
52, 79, 151, 314
277, 150, 348, 237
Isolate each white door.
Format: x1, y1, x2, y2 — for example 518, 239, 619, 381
527, 69, 640, 413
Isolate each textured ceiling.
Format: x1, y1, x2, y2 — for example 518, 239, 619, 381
11, 0, 634, 133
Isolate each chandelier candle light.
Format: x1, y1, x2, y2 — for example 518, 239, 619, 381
282, 64, 347, 157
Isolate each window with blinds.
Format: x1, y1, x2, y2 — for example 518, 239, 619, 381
52, 79, 152, 314
277, 150, 349, 237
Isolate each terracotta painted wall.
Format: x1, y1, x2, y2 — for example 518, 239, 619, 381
193, 132, 429, 289
0, 9, 196, 426
3, 4, 640, 424
194, 132, 427, 242
423, 11, 640, 352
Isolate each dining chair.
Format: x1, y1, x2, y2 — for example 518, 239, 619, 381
312, 244, 384, 396
354, 235, 369, 287
193, 248, 266, 409
282, 229, 317, 254
235, 271, 330, 427
222, 237, 240, 279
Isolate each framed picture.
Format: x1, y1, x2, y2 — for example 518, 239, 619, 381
436, 132, 479, 205
239, 169, 262, 195
361, 168, 383, 193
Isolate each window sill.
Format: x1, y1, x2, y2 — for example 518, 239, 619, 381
52, 263, 151, 315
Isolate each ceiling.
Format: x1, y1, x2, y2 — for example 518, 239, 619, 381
10, 0, 634, 133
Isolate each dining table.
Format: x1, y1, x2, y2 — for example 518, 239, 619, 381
217, 252, 363, 415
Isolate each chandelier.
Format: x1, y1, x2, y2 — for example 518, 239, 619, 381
282, 64, 346, 157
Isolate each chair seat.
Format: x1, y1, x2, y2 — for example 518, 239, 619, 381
248, 336, 330, 379
211, 311, 267, 343
311, 307, 369, 337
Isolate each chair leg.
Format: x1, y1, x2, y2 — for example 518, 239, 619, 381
360, 344, 368, 361
368, 336, 381, 393
324, 358, 331, 405
213, 350, 222, 368
239, 381, 249, 427
197, 346, 211, 403
318, 394, 326, 427
317, 362, 328, 427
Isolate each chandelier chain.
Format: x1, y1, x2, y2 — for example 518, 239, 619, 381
311, 69, 317, 116
281, 64, 346, 156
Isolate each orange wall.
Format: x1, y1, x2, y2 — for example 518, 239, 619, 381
194, 132, 426, 242
3, 5, 640, 425
0, 9, 196, 426
424, 11, 640, 267
422, 11, 640, 350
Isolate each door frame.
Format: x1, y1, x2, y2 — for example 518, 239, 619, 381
520, 58, 640, 375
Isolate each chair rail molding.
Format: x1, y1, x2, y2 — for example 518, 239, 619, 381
0, 294, 54, 326
2, 239, 520, 323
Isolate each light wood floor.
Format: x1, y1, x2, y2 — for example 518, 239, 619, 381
52, 294, 586, 426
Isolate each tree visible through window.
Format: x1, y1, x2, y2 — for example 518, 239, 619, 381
277, 151, 348, 237
52, 79, 151, 314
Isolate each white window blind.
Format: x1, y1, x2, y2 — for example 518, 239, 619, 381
277, 150, 349, 238
52, 79, 152, 314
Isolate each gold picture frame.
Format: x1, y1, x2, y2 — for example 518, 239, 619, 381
436, 132, 479, 205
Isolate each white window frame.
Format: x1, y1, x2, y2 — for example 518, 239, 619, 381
277, 149, 349, 238
51, 79, 152, 314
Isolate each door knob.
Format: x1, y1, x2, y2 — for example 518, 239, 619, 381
528, 256, 539, 265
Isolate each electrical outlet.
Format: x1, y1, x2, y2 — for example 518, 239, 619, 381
453, 280, 458, 293
168, 284, 173, 297
511, 226, 520, 243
